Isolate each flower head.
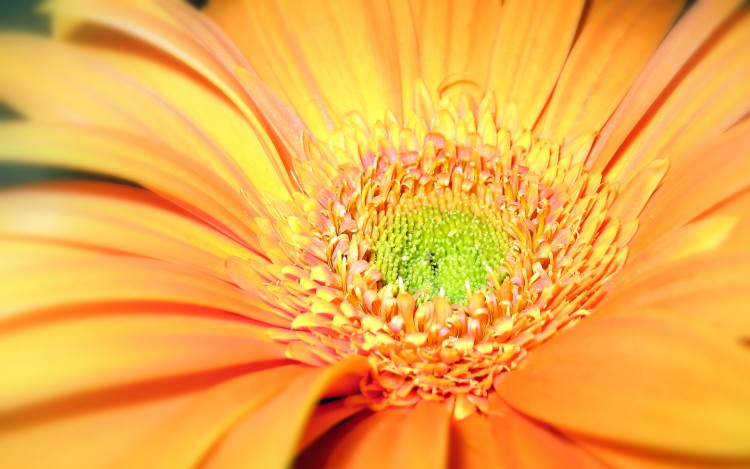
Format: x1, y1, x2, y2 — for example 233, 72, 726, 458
1, 0, 750, 467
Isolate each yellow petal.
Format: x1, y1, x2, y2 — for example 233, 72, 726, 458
0, 123, 257, 242
0, 182, 256, 282
40, 0, 297, 199
487, 0, 585, 130
498, 312, 750, 458
541, 0, 682, 143
0, 251, 279, 325
206, 0, 407, 139
0, 306, 285, 410
407, 0, 502, 104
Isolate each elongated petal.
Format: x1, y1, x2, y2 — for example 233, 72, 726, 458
590, 0, 743, 170
487, 394, 605, 469
0, 124, 257, 242
0, 182, 256, 281
541, 0, 682, 142
205, 0, 407, 138
601, 253, 750, 341
297, 398, 369, 452
41, 0, 298, 198
406, 0, 502, 104
0, 392, 193, 469
0, 306, 286, 410
487, 0, 584, 130
498, 313, 750, 458
631, 119, 750, 255
203, 358, 371, 469
450, 414, 505, 469
122, 365, 305, 468
606, 8, 750, 185
0, 251, 279, 325
300, 401, 451, 469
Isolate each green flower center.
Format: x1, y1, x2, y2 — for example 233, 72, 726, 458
372, 207, 509, 304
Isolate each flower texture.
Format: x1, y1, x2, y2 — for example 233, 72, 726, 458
1, 0, 750, 467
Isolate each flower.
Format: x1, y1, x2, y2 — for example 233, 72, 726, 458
1, 0, 750, 467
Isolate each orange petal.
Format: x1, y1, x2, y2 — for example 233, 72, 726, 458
40, 0, 297, 199
122, 365, 308, 468
297, 398, 369, 452
541, 0, 682, 142
487, 394, 605, 469
0, 249, 280, 325
0, 304, 286, 411
600, 252, 750, 341
300, 401, 451, 469
487, 0, 585, 130
631, 119, 750, 256
621, 216, 737, 279
605, 8, 750, 185
206, 0, 407, 138
450, 413, 505, 469
0, 182, 257, 282
0, 123, 258, 243
202, 357, 371, 469
498, 312, 750, 458
406, 0, 503, 104
590, 0, 743, 171
575, 437, 750, 469
0, 390, 194, 469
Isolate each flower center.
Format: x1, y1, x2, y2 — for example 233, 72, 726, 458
243, 94, 629, 417
372, 206, 509, 304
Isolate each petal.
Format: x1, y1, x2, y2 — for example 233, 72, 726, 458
406, 0, 503, 104
206, 0, 407, 137
498, 312, 750, 458
601, 252, 750, 341
605, 8, 750, 185
0, 124, 257, 242
0, 391, 193, 469
297, 398, 369, 452
300, 401, 451, 469
630, 119, 750, 256
0, 247, 280, 325
487, 0, 585, 130
486, 394, 605, 469
450, 413, 504, 469
0, 304, 287, 411
40, 0, 298, 198
541, 0, 682, 142
122, 365, 306, 468
576, 437, 750, 469
202, 358, 371, 469
0, 182, 256, 282
590, 0, 743, 170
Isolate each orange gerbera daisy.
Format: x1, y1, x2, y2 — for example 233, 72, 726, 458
1, 0, 750, 467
